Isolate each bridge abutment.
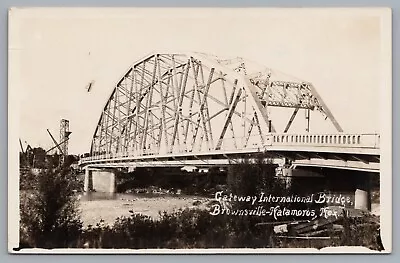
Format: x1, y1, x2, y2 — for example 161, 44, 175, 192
84, 168, 116, 193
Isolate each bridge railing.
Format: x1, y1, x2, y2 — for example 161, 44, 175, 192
79, 133, 380, 164
268, 133, 380, 148
80, 149, 162, 163
79, 136, 263, 163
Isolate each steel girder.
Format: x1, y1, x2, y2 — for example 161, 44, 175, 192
90, 52, 342, 156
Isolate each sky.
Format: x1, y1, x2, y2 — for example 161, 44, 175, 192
11, 8, 384, 154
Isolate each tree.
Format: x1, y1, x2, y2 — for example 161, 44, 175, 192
227, 153, 284, 198
31, 147, 46, 168
19, 167, 82, 248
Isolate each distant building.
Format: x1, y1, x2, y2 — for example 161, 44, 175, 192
180, 166, 210, 173
198, 168, 209, 173
181, 166, 198, 172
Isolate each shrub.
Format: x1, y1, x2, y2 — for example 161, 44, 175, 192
19, 168, 83, 248
338, 215, 384, 251
227, 155, 285, 199
79, 208, 276, 249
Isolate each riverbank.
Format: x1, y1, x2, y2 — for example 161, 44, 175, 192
78, 193, 211, 226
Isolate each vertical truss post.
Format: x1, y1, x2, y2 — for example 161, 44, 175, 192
104, 102, 111, 154
124, 69, 135, 153
242, 91, 247, 146
116, 86, 122, 153
215, 87, 242, 150
140, 57, 157, 153
191, 64, 214, 151
171, 61, 190, 152
134, 64, 145, 153
244, 115, 255, 148
109, 96, 117, 154
190, 59, 211, 150
220, 72, 237, 149
97, 119, 104, 155
305, 109, 310, 132
184, 58, 198, 151
204, 69, 215, 149
156, 54, 169, 153
253, 111, 265, 145
170, 55, 179, 151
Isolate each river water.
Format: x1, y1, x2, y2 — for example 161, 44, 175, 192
79, 191, 172, 201
78, 192, 210, 226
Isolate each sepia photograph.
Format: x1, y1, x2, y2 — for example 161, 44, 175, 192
8, 7, 392, 253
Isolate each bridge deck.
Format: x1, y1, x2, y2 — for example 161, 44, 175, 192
80, 133, 380, 172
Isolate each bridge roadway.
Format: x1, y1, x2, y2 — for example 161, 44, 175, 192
79, 133, 380, 173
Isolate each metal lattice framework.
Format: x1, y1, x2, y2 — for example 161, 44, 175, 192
60, 119, 70, 155
90, 52, 342, 157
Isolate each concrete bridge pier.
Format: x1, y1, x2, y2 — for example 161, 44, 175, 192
280, 167, 293, 189
354, 173, 372, 211
84, 168, 93, 193
84, 167, 116, 193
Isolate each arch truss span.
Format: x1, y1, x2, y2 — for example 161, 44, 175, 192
90, 52, 342, 157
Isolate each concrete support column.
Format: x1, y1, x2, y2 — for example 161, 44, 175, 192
354, 189, 369, 210
84, 168, 93, 194
354, 173, 372, 211
109, 171, 116, 193
281, 168, 293, 189
91, 169, 116, 193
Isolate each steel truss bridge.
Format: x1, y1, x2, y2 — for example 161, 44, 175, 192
79, 52, 380, 172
